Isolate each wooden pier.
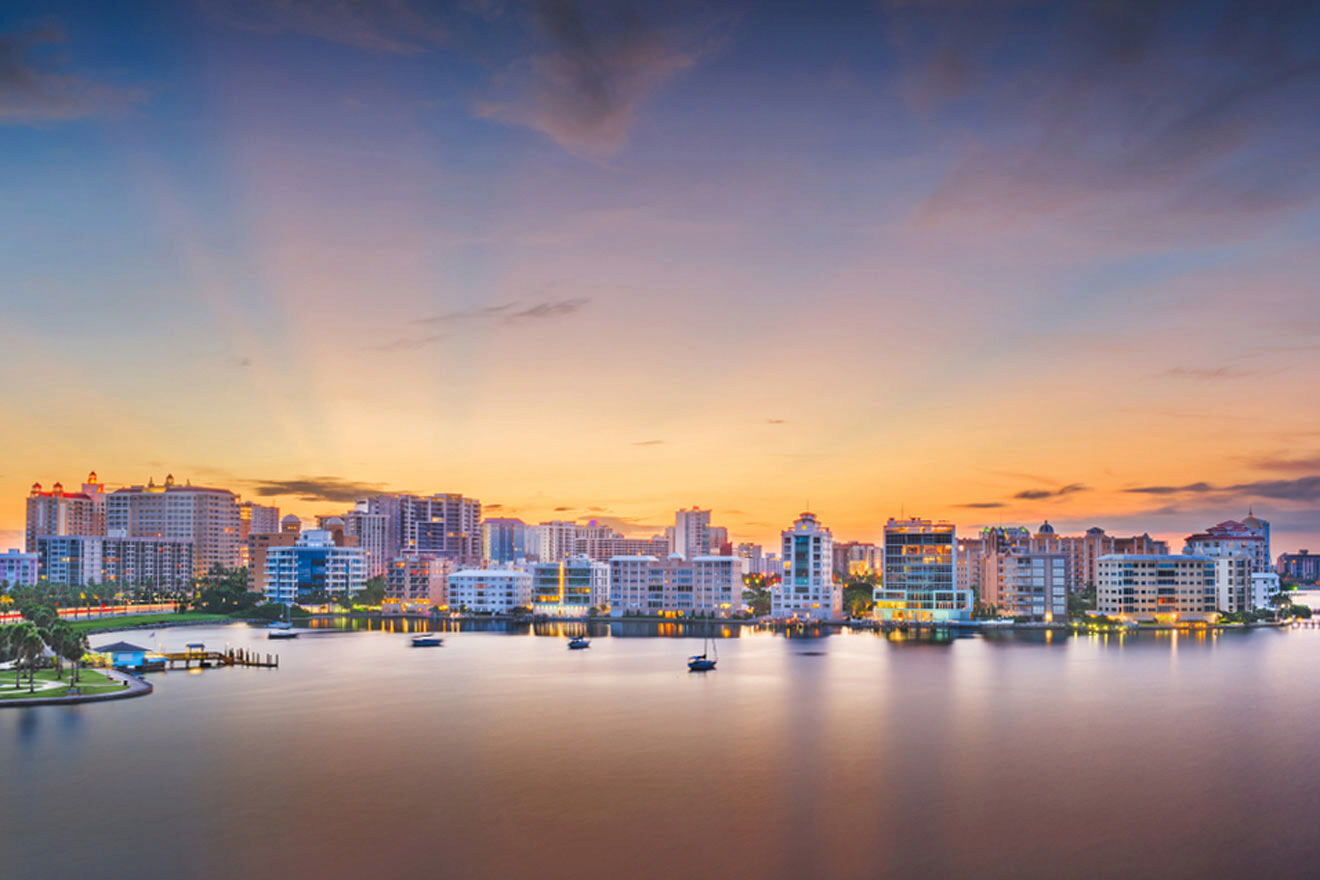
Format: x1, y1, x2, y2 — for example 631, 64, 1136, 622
161, 647, 279, 670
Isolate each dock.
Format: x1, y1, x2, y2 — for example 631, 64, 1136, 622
160, 646, 279, 670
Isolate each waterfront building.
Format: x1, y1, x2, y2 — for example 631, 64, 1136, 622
1277, 550, 1320, 584
1242, 511, 1271, 569
263, 530, 367, 604
483, 517, 532, 564
531, 554, 609, 616
25, 480, 97, 551
385, 555, 451, 607
607, 555, 743, 617
735, 542, 764, 574
1030, 524, 1168, 589
35, 535, 194, 591
1212, 556, 1277, 613
106, 475, 241, 575
446, 568, 532, 614
982, 551, 1068, 621
670, 507, 712, 560
709, 526, 730, 555
1096, 554, 1217, 621
833, 541, 880, 576
956, 537, 985, 597
1184, 521, 1270, 574
0, 549, 39, 588
81, 471, 109, 534
874, 518, 969, 623
773, 512, 839, 620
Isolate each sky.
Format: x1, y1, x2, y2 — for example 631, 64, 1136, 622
2, 0, 1320, 554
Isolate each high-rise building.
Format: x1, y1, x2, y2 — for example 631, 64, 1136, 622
25, 480, 97, 551
35, 535, 194, 591
238, 502, 281, 566
956, 536, 986, 597
833, 541, 880, 576
385, 555, 451, 607
239, 501, 281, 538
874, 518, 968, 623
1, 549, 39, 588
105, 474, 240, 575
982, 551, 1069, 621
1277, 550, 1320, 584
446, 568, 532, 614
263, 530, 367, 604
536, 520, 579, 562
246, 531, 298, 592
341, 504, 388, 577
734, 543, 766, 575
670, 507, 712, 560
531, 555, 609, 616
362, 493, 482, 565
773, 512, 838, 620
1030, 523, 1168, 589
483, 517, 532, 564
81, 471, 109, 534
1184, 520, 1271, 574
607, 555, 743, 618
1096, 554, 1216, 621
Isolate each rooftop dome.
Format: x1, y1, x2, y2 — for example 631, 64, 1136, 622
281, 514, 301, 524
1038, 520, 1055, 535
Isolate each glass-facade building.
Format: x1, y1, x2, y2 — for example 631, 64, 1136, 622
874, 518, 971, 622
264, 530, 367, 604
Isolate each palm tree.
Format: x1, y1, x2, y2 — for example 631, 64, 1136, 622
12, 622, 46, 693
53, 624, 88, 685
0, 625, 17, 688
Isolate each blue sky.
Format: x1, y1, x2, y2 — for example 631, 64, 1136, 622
3, 0, 1320, 551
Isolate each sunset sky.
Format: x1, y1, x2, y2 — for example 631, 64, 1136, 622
3, 0, 1319, 553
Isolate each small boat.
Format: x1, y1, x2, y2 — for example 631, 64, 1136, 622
568, 636, 590, 650
687, 653, 716, 671
410, 633, 444, 647
268, 604, 298, 639
687, 620, 718, 671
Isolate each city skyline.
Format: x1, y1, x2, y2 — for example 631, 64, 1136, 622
4, 1, 1320, 555
6, 464, 1303, 556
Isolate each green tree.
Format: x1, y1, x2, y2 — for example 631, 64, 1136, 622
12, 622, 46, 693
50, 622, 88, 684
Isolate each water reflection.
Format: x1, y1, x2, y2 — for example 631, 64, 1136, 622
6, 623, 1320, 880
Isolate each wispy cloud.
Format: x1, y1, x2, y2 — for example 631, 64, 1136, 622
369, 333, 446, 352
198, 0, 448, 54
632, 439, 664, 446
958, 501, 1006, 509
1126, 476, 1320, 503
417, 297, 590, 327
247, 476, 398, 502
1160, 365, 1257, 380
474, 0, 715, 158
1014, 483, 1090, 501
1, 25, 145, 123
1251, 453, 1320, 474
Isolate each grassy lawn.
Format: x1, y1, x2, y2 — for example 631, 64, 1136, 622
69, 612, 229, 634
0, 668, 122, 700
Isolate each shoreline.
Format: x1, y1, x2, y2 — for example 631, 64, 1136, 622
0, 669, 152, 709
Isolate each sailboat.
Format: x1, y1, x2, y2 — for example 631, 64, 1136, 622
268, 602, 299, 639
567, 622, 588, 651
687, 618, 717, 671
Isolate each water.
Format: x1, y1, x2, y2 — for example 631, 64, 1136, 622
4, 623, 1320, 879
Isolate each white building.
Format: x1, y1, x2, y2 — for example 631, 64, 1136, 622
670, 507, 712, 560
608, 555, 743, 618
1, 549, 39, 588
773, 512, 839, 620
343, 505, 389, 577
263, 530, 367, 604
447, 568, 532, 614
531, 555, 609, 616
35, 535, 194, 591
1096, 554, 1216, 621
